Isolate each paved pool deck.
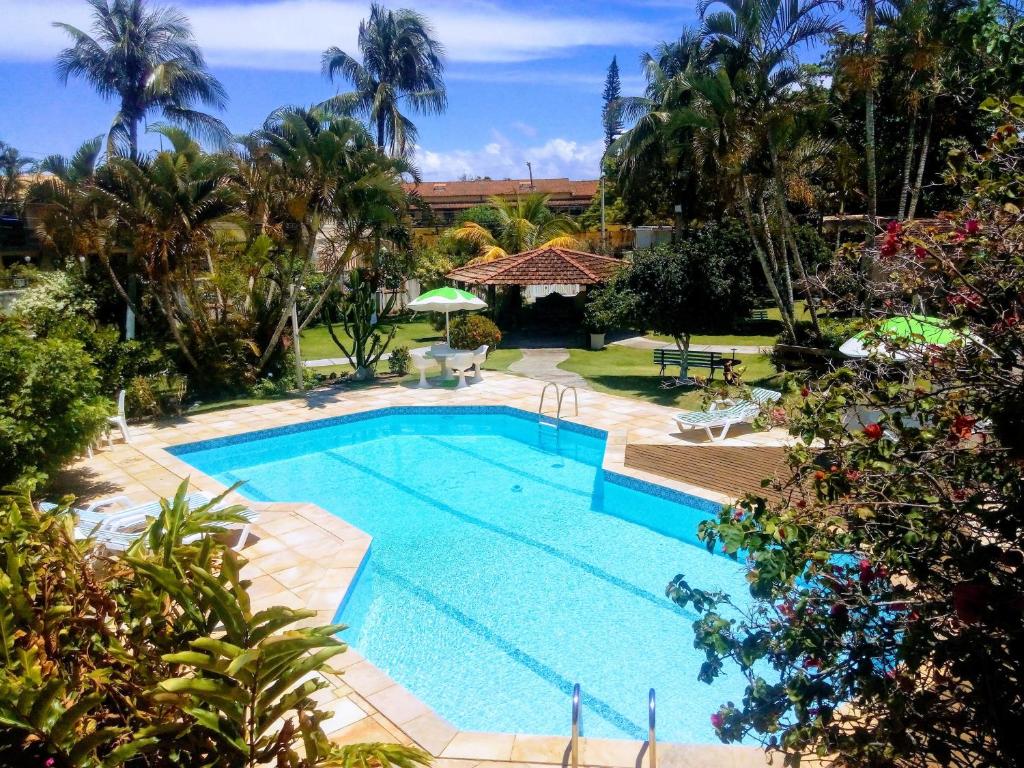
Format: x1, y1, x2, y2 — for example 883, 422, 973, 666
55, 372, 799, 768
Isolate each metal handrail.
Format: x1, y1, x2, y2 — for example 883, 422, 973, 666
648, 688, 656, 768
571, 683, 581, 768
556, 385, 579, 418
538, 381, 560, 418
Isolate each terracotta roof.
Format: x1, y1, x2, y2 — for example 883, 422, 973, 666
446, 246, 624, 286
404, 177, 599, 201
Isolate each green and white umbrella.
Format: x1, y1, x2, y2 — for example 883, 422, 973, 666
407, 286, 487, 344
839, 314, 970, 361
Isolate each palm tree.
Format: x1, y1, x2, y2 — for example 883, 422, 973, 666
321, 2, 446, 156
698, 0, 839, 337
96, 127, 239, 370
448, 193, 580, 263
29, 136, 106, 263
54, 0, 228, 156
249, 106, 415, 369
609, 32, 709, 220
0, 141, 35, 217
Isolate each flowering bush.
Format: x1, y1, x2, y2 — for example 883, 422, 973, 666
669, 97, 1024, 767
449, 313, 501, 351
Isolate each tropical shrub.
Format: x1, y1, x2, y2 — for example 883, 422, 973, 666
667, 97, 1024, 767
0, 480, 431, 768
0, 317, 108, 485
449, 314, 501, 351
582, 269, 635, 333
626, 240, 754, 382
388, 346, 411, 376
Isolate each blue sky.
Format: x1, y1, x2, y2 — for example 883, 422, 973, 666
0, 0, 835, 180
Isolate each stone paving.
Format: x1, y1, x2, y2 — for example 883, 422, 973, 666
507, 348, 590, 389
53, 372, 797, 768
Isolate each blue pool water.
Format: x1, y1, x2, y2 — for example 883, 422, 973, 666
171, 407, 752, 744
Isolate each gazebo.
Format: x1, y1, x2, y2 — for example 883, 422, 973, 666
446, 246, 624, 326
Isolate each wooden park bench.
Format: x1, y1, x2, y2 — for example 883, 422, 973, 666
749, 308, 770, 321
653, 348, 726, 379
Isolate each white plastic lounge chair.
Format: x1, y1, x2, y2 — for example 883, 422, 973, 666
470, 345, 489, 382
449, 352, 474, 389
106, 389, 131, 445
411, 349, 433, 389
674, 386, 782, 441
39, 492, 259, 551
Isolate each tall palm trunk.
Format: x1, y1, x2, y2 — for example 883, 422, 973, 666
908, 93, 935, 220
898, 108, 917, 220
863, 0, 878, 245
768, 140, 821, 336
741, 178, 796, 341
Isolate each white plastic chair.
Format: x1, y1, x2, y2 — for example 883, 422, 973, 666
449, 352, 474, 389
39, 492, 259, 551
411, 349, 433, 389
470, 344, 489, 382
106, 389, 131, 445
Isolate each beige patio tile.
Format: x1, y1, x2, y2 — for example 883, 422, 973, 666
510, 735, 570, 764
366, 683, 433, 726
401, 711, 459, 754
441, 732, 516, 761
327, 715, 401, 746
343, 661, 397, 696
320, 698, 370, 736
579, 737, 645, 767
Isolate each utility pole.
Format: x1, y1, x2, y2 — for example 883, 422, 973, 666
600, 174, 607, 252
526, 161, 534, 189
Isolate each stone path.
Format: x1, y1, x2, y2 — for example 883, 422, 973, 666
304, 352, 390, 368
507, 347, 589, 388
611, 335, 768, 355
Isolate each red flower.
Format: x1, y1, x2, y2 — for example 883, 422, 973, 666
863, 422, 883, 441
951, 414, 977, 441
886, 220, 902, 235
965, 219, 981, 235
733, 507, 745, 521
914, 245, 929, 260
814, 470, 826, 481
844, 469, 862, 482
802, 657, 822, 669
711, 712, 725, 729
953, 582, 989, 624
951, 231, 966, 244
800, 385, 810, 398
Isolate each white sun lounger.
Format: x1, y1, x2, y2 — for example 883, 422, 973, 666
39, 492, 259, 551
674, 386, 782, 441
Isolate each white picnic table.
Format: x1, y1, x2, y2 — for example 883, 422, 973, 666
414, 345, 472, 381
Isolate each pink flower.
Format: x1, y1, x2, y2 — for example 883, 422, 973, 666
914, 245, 929, 260
710, 712, 725, 729
965, 219, 981, 235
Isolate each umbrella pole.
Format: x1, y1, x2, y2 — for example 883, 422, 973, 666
446, 312, 450, 345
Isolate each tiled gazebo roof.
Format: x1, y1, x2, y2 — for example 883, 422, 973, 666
446, 246, 624, 286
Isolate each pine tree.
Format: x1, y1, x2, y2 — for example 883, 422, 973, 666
602, 56, 623, 150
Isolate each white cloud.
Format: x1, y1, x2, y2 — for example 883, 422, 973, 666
413, 134, 604, 181
0, 0, 657, 68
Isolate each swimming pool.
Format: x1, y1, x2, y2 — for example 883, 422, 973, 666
170, 406, 752, 744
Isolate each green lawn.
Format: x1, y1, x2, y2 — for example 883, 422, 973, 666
300, 316, 443, 361
559, 345, 785, 410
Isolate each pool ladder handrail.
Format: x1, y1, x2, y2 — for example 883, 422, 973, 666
571, 683, 581, 768
648, 688, 657, 768
557, 385, 579, 419
538, 382, 579, 428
